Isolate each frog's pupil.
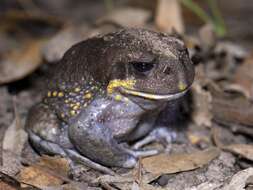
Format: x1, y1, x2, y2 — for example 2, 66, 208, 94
131, 62, 154, 73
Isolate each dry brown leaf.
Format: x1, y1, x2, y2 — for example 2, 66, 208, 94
18, 156, 70, 188
42, 26, 89, 62
3, 108, 27, 158
0, 40, 46, 84
19, 166, 63, 188
1, 103, 27, 176
155, 0, 184, 33
96, 7, 151, 28
234, 53, 253, 100
140, 183, 169, 190
38, 156, 70, 177
223, 144, 253, 161
142, 148, 220, 175
191, 67, 213, 127
221, 168, 253, 190
53, 182, 89, 190
0, 171, 22, 190
0, 181, 17, 190
131, 181, 166, 190
211, 88, 253, 126
0, 10, 63, 28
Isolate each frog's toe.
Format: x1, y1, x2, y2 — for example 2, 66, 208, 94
126, 148, 160, 158
122, 149, 159, 167
132, 127, 177, 150
122, 156, 137, 168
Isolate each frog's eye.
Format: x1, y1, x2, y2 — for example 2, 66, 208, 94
131, 62, 154, 73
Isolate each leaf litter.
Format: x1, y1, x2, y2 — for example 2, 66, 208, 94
0, 1, 253, 190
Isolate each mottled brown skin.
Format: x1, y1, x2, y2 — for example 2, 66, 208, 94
25, 28, 194, 174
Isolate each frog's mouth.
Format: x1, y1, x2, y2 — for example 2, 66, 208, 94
119, 87, 188, 101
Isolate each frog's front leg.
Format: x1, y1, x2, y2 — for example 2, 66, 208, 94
68, 98, 159, 169
132, 127, 177, 150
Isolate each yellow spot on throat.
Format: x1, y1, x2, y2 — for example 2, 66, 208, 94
115, 94, 122, 101
70, 110, 76, 116
73, 105, 79, 110
84, 93, 92, 99
74, 87, 81, 92
107, 79, 136, 94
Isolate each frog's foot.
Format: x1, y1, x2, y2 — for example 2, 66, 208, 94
29, 131, 115, 175
66, 149, 115, 175
125, 148, 160, 158
132, 127, 177, 150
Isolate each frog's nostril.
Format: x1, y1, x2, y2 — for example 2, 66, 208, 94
163, 66, 172, 75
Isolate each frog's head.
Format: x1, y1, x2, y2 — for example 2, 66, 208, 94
104, 28, 194, 102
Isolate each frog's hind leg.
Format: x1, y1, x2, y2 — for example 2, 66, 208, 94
25, 104, 115, 175
25, 103, 69, 155
28, 129, 115, 175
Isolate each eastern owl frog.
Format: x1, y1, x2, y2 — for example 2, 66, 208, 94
25, 28, 195, 174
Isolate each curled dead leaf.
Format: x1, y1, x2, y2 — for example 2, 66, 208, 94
191, 66, 213, 127
18, 156, 70, 188
142, 147, 220, 175
96, 7, 151, 28
222, 168, 253, 190
234, 53, 253, 100
0, 40, 46, 85
155, 0, 184, 33
223, 144, 253, 161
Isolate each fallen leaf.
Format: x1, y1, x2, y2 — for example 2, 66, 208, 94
1, 101, 27, 176
3, 105, 27, 158
0, 181, 17, 190
185, 181, 223, 190
18, 156, 70, 188
48, 182, 90, 190
142, 148, 220, 175
211, 87, 253, 127
0, 171, 23, 190
234, 53, 253, 100
0, 10, 63, 84
198, 24, 216, 48
42, 26, 89, 62
222, 168, 253, 190
96, 7, 151, 28
141, 183, 170, 190
0, 40, 46, 84
245, 175, 253, 187
223, 144, 253, 161
191, 66, 213, 127
155, 0, 184, 33
19, 166, 63, 188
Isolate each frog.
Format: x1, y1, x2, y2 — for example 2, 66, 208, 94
25, 28, 195, 175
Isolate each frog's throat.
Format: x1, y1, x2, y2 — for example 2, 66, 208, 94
119, 87, 188, 101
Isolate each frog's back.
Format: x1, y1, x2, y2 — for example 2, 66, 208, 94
44, 37, 108, 121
